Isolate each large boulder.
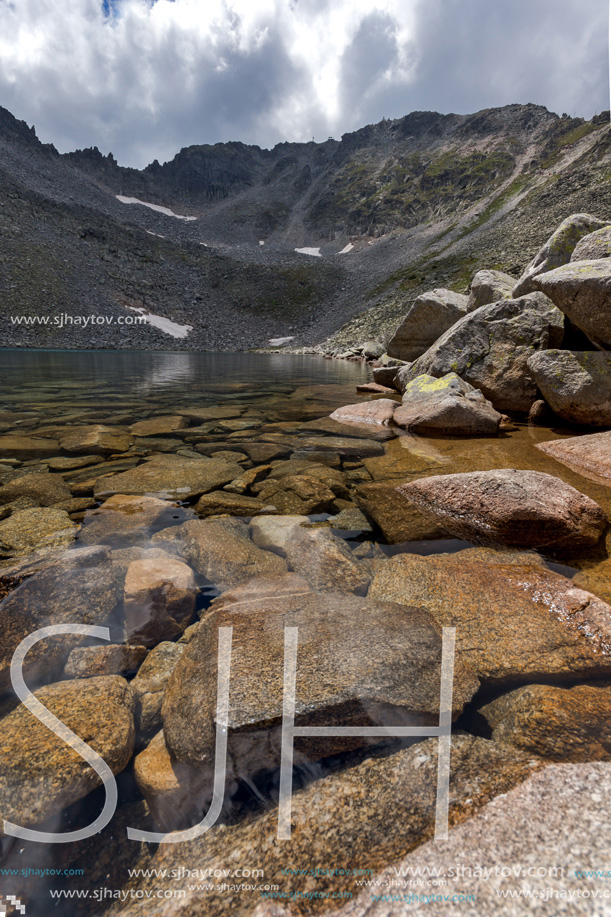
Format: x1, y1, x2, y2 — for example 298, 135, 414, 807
0, 545, 123, 690
118, 735, 542, 914
123, 555, 197, 647
162, 574, 479, 773
512, 213, 608, 297
393, 373, 502, 435
93, 455, 242, 501
329, 399, 397, 427
479, 683, 611, 761
536, 431, 611, 482
369, 553, 611, 686
398, 294, 564, 412
151, 517, 286, 590
0, 675, 135, 830
533, 259, 611, 350
387, 289, 468, 362
466, 269, 515, 311
527, 350, 611, 426
398, 469, 607, 551
571, 224, 611, 261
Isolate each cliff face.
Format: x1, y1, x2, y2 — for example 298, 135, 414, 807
0, 102, 610, 351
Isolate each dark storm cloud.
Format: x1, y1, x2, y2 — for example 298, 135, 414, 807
0, 0, 607, 167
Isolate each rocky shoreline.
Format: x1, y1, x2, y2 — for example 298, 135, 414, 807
1, 212, 611, 914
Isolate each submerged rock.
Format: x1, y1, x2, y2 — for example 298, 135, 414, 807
124, 555, 197, 647
398, 469, 607, 551
64, 644, 147, 679
369, 553, 611, 686
398, 294, 564, 411
466, 269, 515, 311
536, 431, 611, 482
60, 425, 134, 455
193, 491, 274, 518
152, 517, 286, 590
249, 514, 309, 556
394, 373, 501, 435
354, 481, 448, 544
162, 575, 479, 773
94, 455, 242, 501
0, 435, 60, 461
479, 683, 611, 761
284, 526, 372, 594
254, 474, 337, 514
0, 675, 134, 830
0, 546, 123, 690
78, 494, 185, 546
527, 350, 611, 426
329, 398, 397, 426
130, 641, 186, 737
0, 472, 71, 507
129, 415, 186, 437
387, 289, 468, 362
513, 212, 608, 296
0, 507, 77, 558
112, 735, 540, 917
533, 259, 611, 350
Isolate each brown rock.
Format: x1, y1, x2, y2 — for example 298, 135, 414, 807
284, 527, 371, 594
193, 491, 274, 518
254, 475, 337, 514
114, 735, 541, 916
129, 416, 186, 437
573, 558, 611, 604
152, 517, 286, 590
355, 382, 397, 394
329, 399, 397, 426
249, 515, 309, 556
398, 469, 607, 551
0, 472, 71, 507
78, 494, 185, 546
0, 546, 123, 690
94, 455, 242, 500
162, 575, 479, 772
480, 683, 611, 761
0, 435, 60, 461
354, 481, 447, 543
0, 676, 135, 830
124, 556, 197, 647
60, 425, 134, 455
369, 553, 611, 686
130, 641, 186, 736
536, 430, 611, 482
0, 507, 77, 558
64, 644, 148, 679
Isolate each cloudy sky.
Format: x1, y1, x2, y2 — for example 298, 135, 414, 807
0, 0, 608, 168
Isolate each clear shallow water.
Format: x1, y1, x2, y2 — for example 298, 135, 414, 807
0, 350, 609, 915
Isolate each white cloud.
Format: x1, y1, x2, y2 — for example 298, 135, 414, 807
0, 0, 607, 167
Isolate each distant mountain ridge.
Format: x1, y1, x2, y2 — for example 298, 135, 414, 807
0, 102, 609, 350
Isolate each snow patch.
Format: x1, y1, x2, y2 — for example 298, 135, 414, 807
146, 230, 165, 238
116, 195, 197, 221
259, 240, 265, 246
268, 336, 294, 346
126, 307, 193, 340
295, 247, 321, 257
337, 243, 354, 254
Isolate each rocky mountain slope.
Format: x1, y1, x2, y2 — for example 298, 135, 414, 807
0, 102, 609, 351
